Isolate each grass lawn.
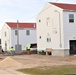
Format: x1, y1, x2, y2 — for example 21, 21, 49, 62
17, 65, 76, 75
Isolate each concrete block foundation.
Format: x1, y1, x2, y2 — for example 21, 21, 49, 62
52, 49, 69, 56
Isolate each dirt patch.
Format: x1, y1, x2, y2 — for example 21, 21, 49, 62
0, 54, 76, 75
0, 56, 23, 68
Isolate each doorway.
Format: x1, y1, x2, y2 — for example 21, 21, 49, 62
70, 40, 76, 55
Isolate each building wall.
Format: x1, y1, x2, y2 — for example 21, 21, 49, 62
36, 3, 64, 52
1, 23, 11, 51
1, 23, 37, 51
11, 28, 37, 50
63, 11, 76, 49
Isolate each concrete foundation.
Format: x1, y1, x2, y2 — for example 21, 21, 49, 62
52, 49, 69, 56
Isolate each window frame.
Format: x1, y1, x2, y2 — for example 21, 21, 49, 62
47, 38, 51, 42
15, 30, 18, 35
5, 32, 6, 37
26, 30, 30, 35
69, 14, 74, 23
46, 17, 50, 26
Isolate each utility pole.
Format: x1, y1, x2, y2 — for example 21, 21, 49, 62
17, 20, 19, 53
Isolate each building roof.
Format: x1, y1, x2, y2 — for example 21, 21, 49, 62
6, 22, 36, 28
49, 2, 76, 10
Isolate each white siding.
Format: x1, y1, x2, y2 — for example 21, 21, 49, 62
11, 29, 37, 50
1, 23, 11, 51
37, 3, 76, 56
63, 11, 76, 49
36, 3, 64, 51
1, 23, 37, 51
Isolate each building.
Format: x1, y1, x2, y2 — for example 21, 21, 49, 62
1, 22, 36, 53
36, 2, 76, 56
0, 39, 2, 49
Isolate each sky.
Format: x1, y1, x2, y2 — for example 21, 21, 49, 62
0, 0, 76, 30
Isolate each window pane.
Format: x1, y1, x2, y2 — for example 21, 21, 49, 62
15, 30, 18, 35
5, 32, 6, 36
46, 18, 50, 26
26, 30, 30, 35
69, 14, 74, 23
69, 14, 74, 19
69, 19, 74, 22
47, 38, 51, 42
39, 19, 41, 22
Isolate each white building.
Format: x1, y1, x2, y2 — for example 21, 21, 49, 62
36, 2, 76, 56
1, 22, 36, 53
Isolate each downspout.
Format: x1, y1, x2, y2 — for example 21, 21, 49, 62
55, 10, 62, 48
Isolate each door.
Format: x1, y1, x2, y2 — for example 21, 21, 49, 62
70, 40, 76, 55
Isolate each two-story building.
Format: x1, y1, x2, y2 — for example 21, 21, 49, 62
36, 2, 76, 56
1, 22, 36, 53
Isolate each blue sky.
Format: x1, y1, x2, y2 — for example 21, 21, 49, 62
0, 0, 76, 30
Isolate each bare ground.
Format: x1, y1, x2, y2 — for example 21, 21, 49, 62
0, 54, 76, 75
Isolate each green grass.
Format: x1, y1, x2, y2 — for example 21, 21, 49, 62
17, 65, 76, 75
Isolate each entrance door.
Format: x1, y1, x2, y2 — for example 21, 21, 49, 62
70, 40, 76, 55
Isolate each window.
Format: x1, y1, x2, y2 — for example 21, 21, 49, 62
5, 32, 6, 37
26, 30, 30, 35
69, 14, 74, 23
15, 30, 18, 35
39, 36, 41, 39
46, 17, 50, 26
47, 38, 51, 42
39, 19, 41, 22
